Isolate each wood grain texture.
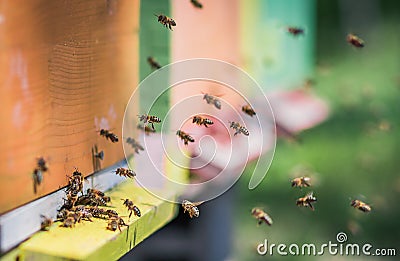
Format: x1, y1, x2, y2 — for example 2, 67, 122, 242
0, 0, 139, 213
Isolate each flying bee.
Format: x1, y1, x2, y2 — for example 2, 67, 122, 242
182, 200, 204, 218
36, 157, 48, 172
229, 121, 249, 136
114, 167, 136, 179
40, 215, 53, 231
107, 216, 127, 232
126, 137, 145, 154
99, 129, 119, 143
122, 199, 141, 218
138, 114, 161, 130
242, 105, 256, 117
137, 124, 156, 135
192, 115, 214, 128
190, 0, 203, 8
92, 144, 104, 172
351, 199, 372, 212
147, 56, 161, 69
32, 168, 43, 194
296, 192, 317, 211
32, 157, 49, 194
176, 130, 195, 145
203, 93, 222, 110
251, 208, 273, 226
291, 177, 311, 188
347, 33, 364, 48
155, 14, 176, 31
287, 27, 305, 36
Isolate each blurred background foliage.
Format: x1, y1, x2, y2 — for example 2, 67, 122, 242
233, 0, 400, 260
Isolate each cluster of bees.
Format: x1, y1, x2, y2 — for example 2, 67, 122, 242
251, 175, 372, 227
39, 166, 141, 232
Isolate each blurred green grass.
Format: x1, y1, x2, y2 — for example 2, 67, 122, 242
233, 16, 400, 261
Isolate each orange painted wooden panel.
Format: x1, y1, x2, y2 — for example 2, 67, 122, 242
170, 0, 242, 126
0, 0, 139, 213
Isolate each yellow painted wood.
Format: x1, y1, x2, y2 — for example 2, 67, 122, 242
17, 158, 188, 260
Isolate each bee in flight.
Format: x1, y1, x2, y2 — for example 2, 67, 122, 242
296, 192, 317, 211
287, 27, 305, 36
229, 121, 249, 136
203, 93, 222, 110
114, 167, 136, 179
176, 130, 195, 145
92, 144, 104, 172
291, 176, 311, 188
190, 0, 203, 9
192, 115, 214, 128
137, 124, 156, 135
33, 157, 49, 194
99, 129, 119, 143
155, 14, 176, 31
182, 200, 204, 218
351, 199, 371, 213
347, 33, 364, 48
242, 104, 256, 117
138, 114, 161, 130
251, 208, 273, 226
122, 199, 141, 218
126, 137, 145, 154
147, 56, 161, 70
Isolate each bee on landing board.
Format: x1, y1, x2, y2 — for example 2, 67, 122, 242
107, 216, 127, 232
229, 121, 249, 136
122, 199, 141, 218
40, 215, 53, 231
291, 176, 311, 188
176, 130, 195, 145
347, 33, 365, 48
296, 192, 317, 211
351, 199, 371, 212
182, 200, 204, 218
192, 115, 214, 128
242, 105, 256, 117
138, 114, 161, 130
61, 217, 76, 228
114, 167, 136, 179
251, 208, 273, 226
99, 129, 119, 143
126, 137, 145, 154
155, 14, 176, 31
190, 0, 203, 9
203, 93, 222, 110
137, 124, 156, 135
287, 27, 305, 36
147, 56, 161, 70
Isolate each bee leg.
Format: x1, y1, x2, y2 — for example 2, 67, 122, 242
308, 202, 314, 211
129, 211, 132, 218
258, 220, 262, 225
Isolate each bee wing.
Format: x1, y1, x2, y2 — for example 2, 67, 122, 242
193, 201, 205, 206
307, 201, 315, 211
